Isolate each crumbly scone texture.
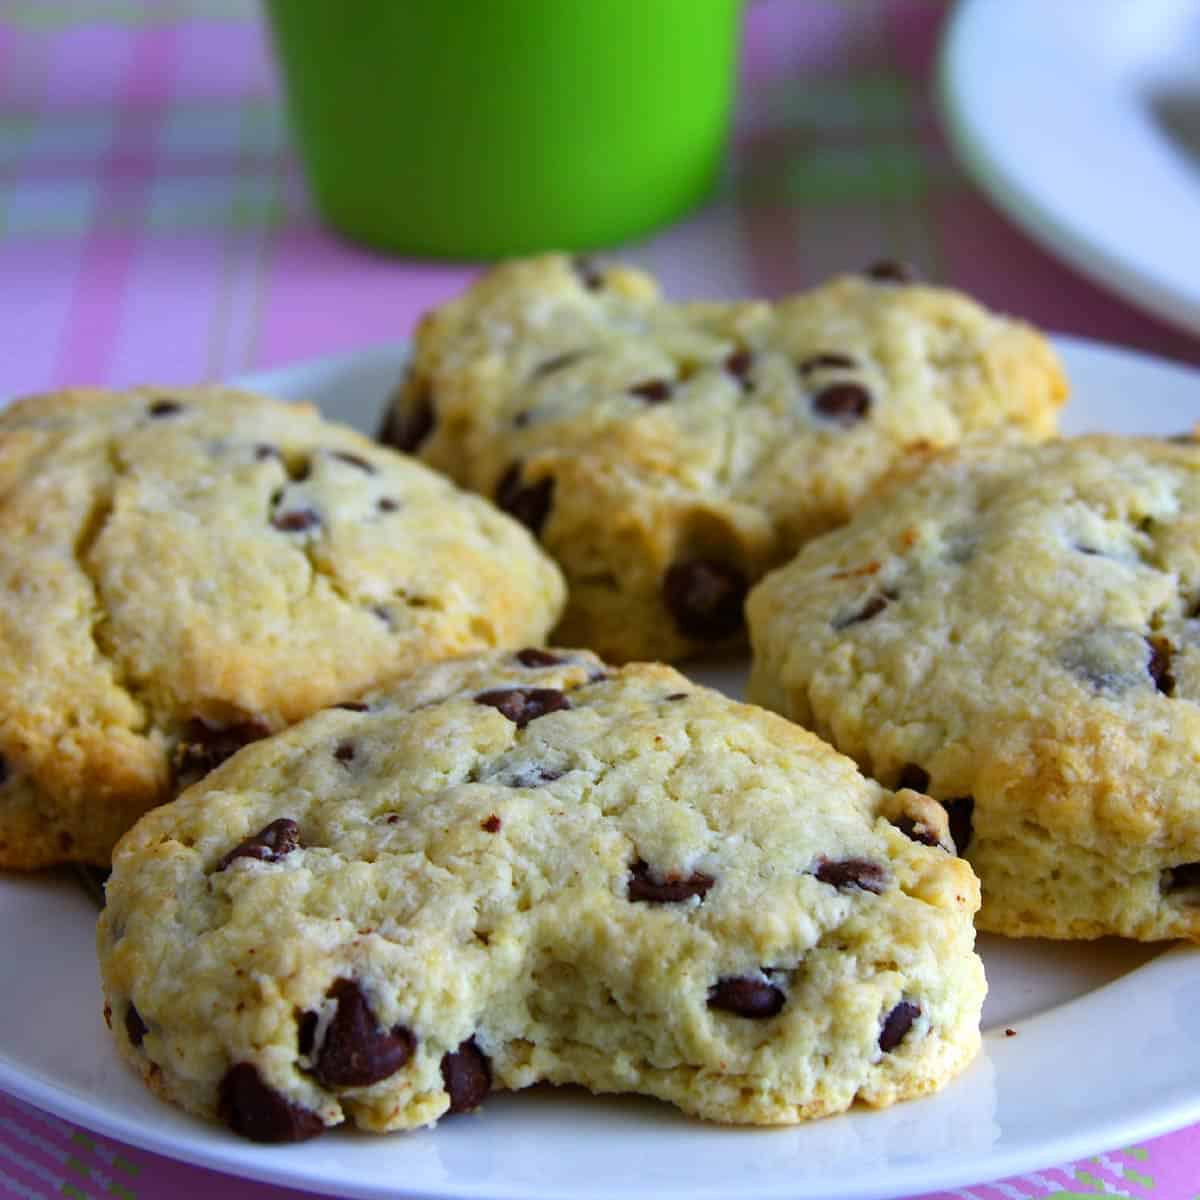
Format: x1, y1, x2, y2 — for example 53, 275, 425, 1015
0, 387, 565, 869
98, 649, 984, 1140
747, 434, 1200, 942
382, 253, 1066, 662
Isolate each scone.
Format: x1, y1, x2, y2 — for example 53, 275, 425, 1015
0, 387, 565, 869
98, 648, 984, 1142
747, 434, 1200, 941
381, 254, 1067, 661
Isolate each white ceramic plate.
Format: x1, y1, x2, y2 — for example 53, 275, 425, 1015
3, 336, 1200, 1200
940, 0, 1200, 337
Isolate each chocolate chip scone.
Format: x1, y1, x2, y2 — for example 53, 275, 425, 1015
747, 434, 1200, 942
0, 387, 565, 869
381, 254, 1066, 661
98, 648, 984, 1141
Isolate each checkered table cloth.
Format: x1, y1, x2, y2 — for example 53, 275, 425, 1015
1, 2, 1199, 1197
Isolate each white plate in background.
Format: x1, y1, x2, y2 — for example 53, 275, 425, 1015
1, 336, 1199, 1199
941, 0, 1200, 337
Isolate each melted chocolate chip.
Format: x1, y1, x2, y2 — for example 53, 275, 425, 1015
573, 255, 604, 290
879, 1000, 920, 1051
334, 701, 369, 712
313, 979, 415, 1088
627, 858, 715, 904
533, 351, 584, 378
516, 648, 563, 668
381, 382, 435, 454
125, 1004, 147, 1047
865, 259, 916, 284
724, 348, 754, 387
377, 497, 399, 513
1148, 636, 1175, 695
798, 352, 857, 375
297, 1011, 318, 1056
833, 590, 895, 630
707, 976, 785, 1019
495, 465, 554, 537
174, 717, 271, 789
254, 443, 281, 462
441, 1038, 492, 1114
272, 507, 321, 533
630, 379, 672, 404
219, 1063, 325, 1143
814, 857, 887, 894
944, 797, 974, 855
474, 688, 571, 728
217, 818, 301, 872
813, 382, 872, 425
481, 814, 502, 833
330, 450, 375, 474
894, 815, 942, 847
1164, 862, 1200, 893
334, 740, 356, 765
148, 399, 184, 418
662, 559, 748, 641
897, 763, 931, 793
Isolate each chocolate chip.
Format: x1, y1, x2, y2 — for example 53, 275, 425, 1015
103, 1004, 112, 1029
0, 755, 7, 787
377, 497, 399, 513
1164, 862, 1200, 893
254, 443, 281, 462
218, 1063, 324, 1143
944, 797, 974, 855
495, 464, 554, 537
724, 348, 754, 387
148, 399, 183, 418
1167, 432, 1199, 445
330, 450, 375, 474
879, 1000, 920, 1051
798, 352, 857, 375
662, 559, 747, 641
833, 590, 894, 630
217, 818, 301, 872
533, 351, 584, 378
125, 1004, 147, 1047
897, 763, 930, 793
334, 701, 369, 712
441, 1038, 491, 1114
288, 459, 312, 482
1148, 636, 1175, 695
513, 411, 532, 428
174, 717, 271, 789
894, 815, 941, 847
573, 255, 604, 290
865, 259, 916, 284
334, 740, 356, 765
474, 688, 571, 728
665, 692, 689, 702
272, 508, 321, 533
627, 858, 715, 904
815, 857, 887, 894
630, 379, 672, 404
813, 382, 871, 425
707, 976, 785, 1019
516, 648, 563, 668
297, 1011, 318, 1056
1075, 544, 1103, 557
481, 814, 502, 833
501, 764, 564, 788
381, 382, 435, 454
313, 979, 415, 1088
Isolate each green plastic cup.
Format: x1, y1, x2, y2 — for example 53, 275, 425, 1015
264, 0, 742, 258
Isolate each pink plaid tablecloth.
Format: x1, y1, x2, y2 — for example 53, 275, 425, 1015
1, 2, 1199, 1198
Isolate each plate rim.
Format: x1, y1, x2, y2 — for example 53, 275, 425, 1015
938, 0, 1200, 340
